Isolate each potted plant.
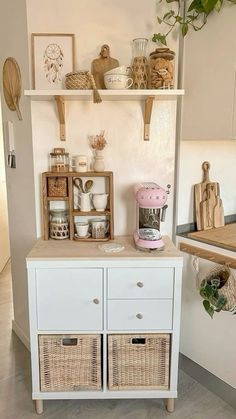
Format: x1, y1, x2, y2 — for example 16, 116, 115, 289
152, 0, 236, 46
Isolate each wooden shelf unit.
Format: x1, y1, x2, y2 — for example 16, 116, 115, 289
25, 89, 185, 141
42, 171, 114, 241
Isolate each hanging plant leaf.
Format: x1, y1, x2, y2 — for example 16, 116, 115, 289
188, 0, 205, 13
152, 33, 167, 45
182, 23, 189, 36
201, 0, 220, 14
203, 300, 215, 318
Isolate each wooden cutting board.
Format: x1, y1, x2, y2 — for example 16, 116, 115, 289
188, 223, 236, 252
213, 196, 224, 228
194, 161, 219, 230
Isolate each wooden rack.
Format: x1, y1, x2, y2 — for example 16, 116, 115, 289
42, 171, 114, 241
179, 242, 236, 269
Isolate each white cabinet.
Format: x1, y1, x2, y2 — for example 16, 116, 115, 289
26, 236, 183, 415
182, 7, 236, 141
36, 268, 103, 330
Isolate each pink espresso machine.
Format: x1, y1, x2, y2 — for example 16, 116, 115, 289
134, 182, 171, 250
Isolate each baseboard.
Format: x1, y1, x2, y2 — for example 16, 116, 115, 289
179, 353, 236, 409
12, 320, 30, 351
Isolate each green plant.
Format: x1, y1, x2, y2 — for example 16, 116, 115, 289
152, 0, 236, 45
199, 277, 227, 318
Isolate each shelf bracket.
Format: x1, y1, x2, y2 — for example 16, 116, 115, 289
144, 96, 154, 141
55, 95, 65, 141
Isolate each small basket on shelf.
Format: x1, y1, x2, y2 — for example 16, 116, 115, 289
65, 71, 102, 103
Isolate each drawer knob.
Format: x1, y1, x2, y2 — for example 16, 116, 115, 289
93, 298, 100, 305
136, 313, 143, 319
137, 281, 144, 288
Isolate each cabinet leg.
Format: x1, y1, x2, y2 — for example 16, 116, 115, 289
35, 399, 44, 414
164, 398, 175, 413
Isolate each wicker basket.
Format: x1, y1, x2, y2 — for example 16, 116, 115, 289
108, 334, 170, 390
39, 335, 101, 392
65, 71, 92, 90
47, 177, 68, 197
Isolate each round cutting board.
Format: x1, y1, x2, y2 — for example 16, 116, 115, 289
3, 57, 22, 120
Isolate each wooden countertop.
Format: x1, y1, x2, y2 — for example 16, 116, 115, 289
26, 235, 183, 261
187, 223, 236, 252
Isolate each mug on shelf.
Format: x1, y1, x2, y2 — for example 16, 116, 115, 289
75, 222, 89, 237
92, 193, 108, 211
90, 219, 109, 239
104, 74, 133, 90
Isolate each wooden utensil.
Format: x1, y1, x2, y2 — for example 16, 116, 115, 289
194, 161, 219, 230
213, 196, 225, 228
84, 179, 93, 193
3, 57, 22, 120
74, 178, 84, 193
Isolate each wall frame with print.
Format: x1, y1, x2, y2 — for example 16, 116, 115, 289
31, 33, 75, 89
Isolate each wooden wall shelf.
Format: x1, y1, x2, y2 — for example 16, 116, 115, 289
25, 89, 184, 141
179, 242, 236, 269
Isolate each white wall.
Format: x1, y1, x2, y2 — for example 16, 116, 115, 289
26, 0, 179, 239
0, 0, 37, 339
0, 96, 10, 271
178, 6, 236, 389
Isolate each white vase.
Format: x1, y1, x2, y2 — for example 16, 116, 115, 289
93, 150, 105, 172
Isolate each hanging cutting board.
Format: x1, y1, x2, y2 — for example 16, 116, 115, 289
194, 161, 219, 230
3, 57, 22, 120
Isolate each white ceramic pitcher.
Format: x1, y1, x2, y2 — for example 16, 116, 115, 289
78, 192, 92, 212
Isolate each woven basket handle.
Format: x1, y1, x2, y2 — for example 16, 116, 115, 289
62, 338, 78, 346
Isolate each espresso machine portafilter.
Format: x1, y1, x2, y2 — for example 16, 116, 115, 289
133, 182, 171, 250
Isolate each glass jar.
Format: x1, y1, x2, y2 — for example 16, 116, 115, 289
50, 209, 69, 240
131, 38, 149, 89
149, 48, 175, 89
49, 148, 70, 172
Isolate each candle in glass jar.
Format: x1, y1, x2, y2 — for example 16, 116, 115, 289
76, 155, 88, 172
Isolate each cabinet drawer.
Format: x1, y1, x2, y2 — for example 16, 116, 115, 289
36, 268, 103, 331
107, 268, 174, 299
107, 300, 173, 330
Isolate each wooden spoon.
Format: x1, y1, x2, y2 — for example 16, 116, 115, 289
84, 179, 93, 193
74, 177, 84, 193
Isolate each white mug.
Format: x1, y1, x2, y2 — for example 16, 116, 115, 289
75, 222, 89, 237
92, 193, 108, 211
90, 219, 109, 239
104, 74, 133, 90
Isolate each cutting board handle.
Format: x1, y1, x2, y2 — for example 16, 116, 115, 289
202, 161, 210, 182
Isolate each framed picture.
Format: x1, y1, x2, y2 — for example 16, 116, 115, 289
32, 33, 75, 89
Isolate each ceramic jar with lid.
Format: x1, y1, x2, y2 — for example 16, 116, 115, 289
50, 209, 69, 240
149, 48, 175, 89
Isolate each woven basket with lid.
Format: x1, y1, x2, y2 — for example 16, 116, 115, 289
65, 71, 92, 90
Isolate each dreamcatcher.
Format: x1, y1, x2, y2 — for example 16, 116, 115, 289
44, 43, 64, 84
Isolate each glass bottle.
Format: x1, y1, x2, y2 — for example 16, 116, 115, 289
131, 38, 149, 89
50, 209, 69, 240
49, 148, 70, 172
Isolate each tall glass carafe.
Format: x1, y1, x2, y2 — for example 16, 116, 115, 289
131, 38, 149, 89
